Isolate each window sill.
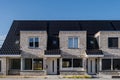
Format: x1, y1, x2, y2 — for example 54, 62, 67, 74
68, 48, 79, 49
21, 70, 45, 72
108, 47, 119, 49
28, 47, 40, 49
62, 67, 83, 68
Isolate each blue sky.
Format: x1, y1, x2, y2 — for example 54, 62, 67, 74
0, 0, 120, 44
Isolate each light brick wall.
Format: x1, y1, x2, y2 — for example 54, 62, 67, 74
20, 31, 47, 58
0, 58, 7, 75
59, 31, 86, 57
95, 31, 120, 58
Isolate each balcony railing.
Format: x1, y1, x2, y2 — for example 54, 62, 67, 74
45, 49, 61, 55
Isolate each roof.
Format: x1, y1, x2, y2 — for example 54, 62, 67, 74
86, 50, 103, 56
1, 20, 120, 55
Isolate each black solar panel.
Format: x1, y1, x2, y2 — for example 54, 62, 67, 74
80, 21, 114, 34
112, 21, 120, 30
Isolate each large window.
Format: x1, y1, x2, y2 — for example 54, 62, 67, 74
102, 59, 120, 71
108, 37, 118, 48
73, 59, 82, 67
68, 37, 78, 48
33, 59, 43, 70
62, 58, 82, 68
10, 59, 21, 69
113, 59, 120, 70
24, 58, 43, 70
24, 59, 32, 70
102, 59, 111, 70
62, 59, 72, 68
29, 37, 39, 48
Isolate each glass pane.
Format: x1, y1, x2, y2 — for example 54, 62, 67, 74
108, 38, 118, 48
113, 59, 120, 70
29, 38, 34, 47
62, 58, 72, 68
68, 38, 73, 48
33, 59, 43, 70
10, 59, 21, 69
35, 38, 39, 48
73, 59, 82, 67
102, 59, 111, 70
74, 37, 78, 48
24, 59, 32, 70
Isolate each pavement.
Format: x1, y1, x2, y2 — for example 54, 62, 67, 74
0, 75, 119, 80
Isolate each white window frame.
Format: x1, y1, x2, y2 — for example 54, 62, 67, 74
68, 37, 79, 49
28, 37, 39, 48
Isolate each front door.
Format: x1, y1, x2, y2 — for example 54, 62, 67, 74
87, 58, 98, 74
46, 58, 57, 75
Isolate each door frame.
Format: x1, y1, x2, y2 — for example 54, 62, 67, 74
46, 58, 59, 75
87, 58, 98, 74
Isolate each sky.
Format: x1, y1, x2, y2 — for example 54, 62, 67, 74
0, 0, 120, 47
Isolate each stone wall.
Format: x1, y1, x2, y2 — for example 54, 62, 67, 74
60, 71, 86, 75
99, 71, 120, 75
20, 70, 46, 76
59, 31, 86, 58
95, 31, 120, 58
20, 31, 47, 58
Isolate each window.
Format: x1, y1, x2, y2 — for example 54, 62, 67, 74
113, 59, 120, 70
62, 58, 82, 68
24, 59, 32, 70
24, 58, 43, 70
29, 37, 39, 48
68, 37, 78, 48
33, 59, 43, 70
10, 59, 21, 69
102, 59, 111, 70
62, 59, 72, 68
108, 37, 118, 48
73, 59, 82, 67
53, 41, 57, 45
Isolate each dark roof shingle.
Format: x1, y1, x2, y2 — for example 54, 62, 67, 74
1, 20, 120, 55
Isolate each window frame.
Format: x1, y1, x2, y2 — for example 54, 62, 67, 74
10, 59, 21, 70
33, 59, 43, 70
102, 59, 111, 70
108, 37, 118, 49
28, 37, 39, 48
62, 58, 72, 68
62, 58, 82, 68
113, 59, 120, 70
24, 58, 32, 70
24, 58, 43, 71
68, 37, 79, 49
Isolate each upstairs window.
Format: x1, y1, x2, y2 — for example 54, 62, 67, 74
29, 37, 39, 48
68, 37, 78, 49
108, 37, 118, 48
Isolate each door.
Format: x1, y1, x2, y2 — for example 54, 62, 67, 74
87, 58, 97, 74
46, 58, 57, 75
